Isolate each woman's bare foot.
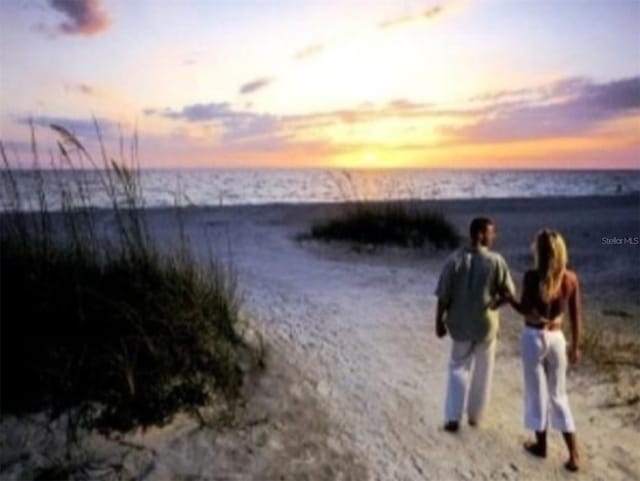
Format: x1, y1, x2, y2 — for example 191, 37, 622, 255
562, 432, 580, 472
523, 431, 547, 458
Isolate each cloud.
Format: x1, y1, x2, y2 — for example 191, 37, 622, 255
281, 99, 471, 130
140, 76, 639, 166
65, 83, 96, 96
239, 77, 273, 95
448, 76, 640, 142
17, 115, 117, 139
470, 77, 591, 104
148, 76, 639, 156
158, 102, 235, 122
378, 5, 443, 29
294, 43, 326, 60
580, 76, 640, 111
292, 4, 445, 62
48, 0, 110, 36
147, 97, 472, 142
146, 103, 284, 146
293, 1, 448, 60
144, 97, 483, 162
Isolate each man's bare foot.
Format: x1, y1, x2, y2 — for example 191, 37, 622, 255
523, 440, 547, 458
444, 420, 459, 433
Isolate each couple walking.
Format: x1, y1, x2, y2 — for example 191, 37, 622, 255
434, 217, 582, 472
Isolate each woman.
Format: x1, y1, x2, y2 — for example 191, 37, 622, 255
508, 229, 582, 472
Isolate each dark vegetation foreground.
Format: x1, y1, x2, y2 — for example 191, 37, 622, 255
0, 124, 256, 434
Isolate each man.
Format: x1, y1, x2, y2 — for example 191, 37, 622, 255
434, 217, 515, 432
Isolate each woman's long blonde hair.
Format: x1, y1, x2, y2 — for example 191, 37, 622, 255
533, 229, 568, 302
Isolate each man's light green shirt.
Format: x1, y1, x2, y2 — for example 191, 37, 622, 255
435, 246, 516, 342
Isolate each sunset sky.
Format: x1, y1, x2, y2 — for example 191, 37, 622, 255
1, 0, 639, 169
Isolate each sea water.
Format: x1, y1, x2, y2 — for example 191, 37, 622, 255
2, 168, 639, 211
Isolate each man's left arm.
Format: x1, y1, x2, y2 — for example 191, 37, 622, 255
435, 299, 448, 338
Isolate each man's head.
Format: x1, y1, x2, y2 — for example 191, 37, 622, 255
469, 217, 496, 248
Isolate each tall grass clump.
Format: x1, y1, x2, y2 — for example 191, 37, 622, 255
0, 121, 250, 434
309, 171, 460, 249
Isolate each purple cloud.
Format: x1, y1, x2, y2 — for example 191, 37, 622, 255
146, 97, 473, 148
448, 76, 640, 142
579, 77, 640, 111
153, 103, 236, 122
239, 77, 273, 95
48, 0, 110, 36
146, 103, 283, 145
17, 115, 117, 140
147, 76, 639, 152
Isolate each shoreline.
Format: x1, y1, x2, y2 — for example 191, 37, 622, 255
2, 191, 639, 215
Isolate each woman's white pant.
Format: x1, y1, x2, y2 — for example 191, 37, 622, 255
444, 338, 496, 422
521, 327, 576, 432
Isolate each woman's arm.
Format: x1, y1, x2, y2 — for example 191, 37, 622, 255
509, 271, 532, 315
567, 272, 582, 363
506, 292, 524, 314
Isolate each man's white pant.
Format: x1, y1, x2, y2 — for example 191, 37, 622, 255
521, 327, 576, 432
445, 338, 496, 423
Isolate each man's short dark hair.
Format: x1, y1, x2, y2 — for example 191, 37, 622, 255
470, 217, 494, 241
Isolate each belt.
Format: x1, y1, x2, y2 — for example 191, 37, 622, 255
525, 322, 561, 331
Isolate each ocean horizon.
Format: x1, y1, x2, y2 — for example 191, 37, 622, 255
2, 168, 639, 211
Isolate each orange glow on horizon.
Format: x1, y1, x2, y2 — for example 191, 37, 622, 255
327, 127, 640, 170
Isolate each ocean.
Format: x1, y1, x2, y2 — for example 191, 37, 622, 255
2, 168, 639, 211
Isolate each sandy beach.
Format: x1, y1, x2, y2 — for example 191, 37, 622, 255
2, 193, 639, 480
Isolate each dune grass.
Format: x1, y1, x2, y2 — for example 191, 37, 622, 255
581, 322, 640, 370
306, 171, 460, 250
310, 202, 460, 249
0, 122, 255, 434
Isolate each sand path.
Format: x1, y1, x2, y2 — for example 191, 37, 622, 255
190, 200, 639, 481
